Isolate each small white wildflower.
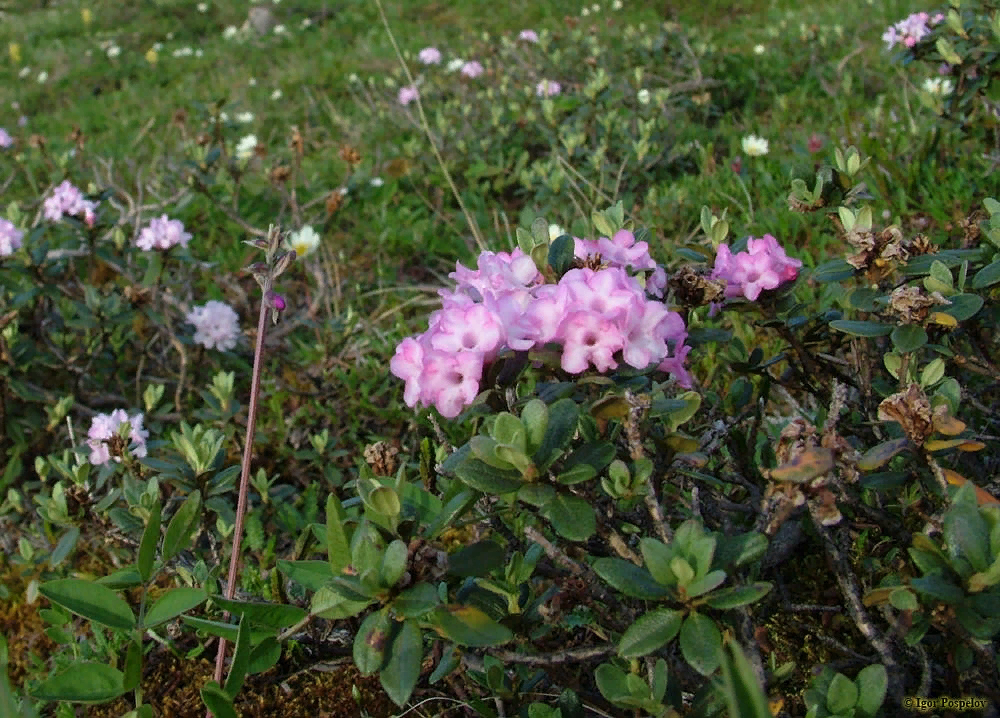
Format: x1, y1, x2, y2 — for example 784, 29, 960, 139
18, 67, 30, 79
172, 46, 194, 57
270, 89, 283, 101
273, 24, 287, 35
166, 32, 174, 40
197, 2, 207, 11
223, 25, 238, 39
548, 223, 566, 240
106, 45, 121, 58
612, 0, 623, 8
741, 134, 769, 157
195, 49, 203, 57
348, 73, 360, 83
286, 225, 321, 258
219, 112, 230, 123
301, 17, 312, 28
37, 70, 48, 83
637, 88, 651, 105
370, 177, 384, 187
446, 58, 465, 72
236, 111, 254, 124
153, 42, 163, 51
581, 7, 590, 16
922, 77, 954, 96
248, 77, 257, 86
336, 186, 348, 197
235, 134, 258, 161
754, 44, 766, 55
592, 3, 600, 11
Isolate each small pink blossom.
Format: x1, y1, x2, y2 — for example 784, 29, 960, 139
86, 409, 149, 465
186, 300, 240, 351
883, 11, 934, 50
418, 47, 442, 65
461, 61, 484, 78
536, 79, 561, 97
518, 29, 539, 43
398, 84, 419, 106
0, 219, 24, 256
43, 180, 97, 224
711, 234, 802, 301
807, 133, 823, 153
136, 214, 192, 251
0, 128, 12, 149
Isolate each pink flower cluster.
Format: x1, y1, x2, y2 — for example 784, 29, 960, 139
1, 219, 23, 257
398, 84, 419, 106
536, 79, 562, 97
519, 29, 539, 43
882, 11, 944, 50
0, 128, 12, 149
43, 180, 97, 226
461, 61, 484, 79
86, 409, 149, 465
418, 47, 442, 65
711, 234, 802, 301
136, 214, 192, 251
574, 229, 667, 297
186, 300, 241, 351
391, 233, 690, 418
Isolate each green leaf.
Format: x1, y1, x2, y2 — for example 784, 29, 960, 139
247, 637, 282, 675
123, 639, 142, 692
543, 493, 596, 541
618, 609, 683, 658
826, 672, 859, 714
393, 583, 441, 619
555, 463, 596, 485
49, 527, 80, 568
309, 586, 372, 620
940, 293, 984, 322
811, 259, 856, 283
593, 558, 670, 600
944, 503, 991, 573
211, 597, 307, 630
854, 664, 888, 717
429, 605, 513, 647
702, 582, 772, 609
162, 490, 201, 561
180, 616, 275, 645
719, 641, 772, 718
858, 438, 910, 471
277, 559, 333, 592
31, 662, 125, 703
354, 611, 393, 675
520, 399, 549, 454
640, 538, 675, 586
714, 532, 768, 569
972, 260, 1000, 289
910, 574, 965, 604
561, 441, 616, 476
679, 612, 722, 676
493, 413, 528, 454
144, 587, 207, 628
548, 235, 575, 276
447, 445, 525, 494
829, 320, 893, 337
224, 616, 253, 698
518, 483, 557, 506
890, 325, 927, 354
326, 494, 351, 575
448, 541, 505, 578
380, 539, 409, 588
137, 501, 162, 583
380, 619, 423, 706
533, 398, 579, 470
531, 216, 550, 246
39, 579, 136, 631
200, 681, 238, 718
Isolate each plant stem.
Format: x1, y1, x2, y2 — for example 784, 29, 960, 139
209, 293, 269, 696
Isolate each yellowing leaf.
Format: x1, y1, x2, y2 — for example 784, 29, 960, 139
942, 469, 1000, 506
858, 438, 910, 471
927, 311, 958, 327
769, 448, 834, 483
925, 439, 971, 452
932, 413, 966, 436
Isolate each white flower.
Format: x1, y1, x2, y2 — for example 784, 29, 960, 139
370, 177, 384, 187
235, 134, 258, 161
753, 44, 766, 55
18, 66, 30, 79
446, 58, 465, 72
172, 46, 194, 57
271, 89, 283, 101
186, 301, 240, 351
612, 0, 623, 8
167, 32, 174, 40
195, 49, 203, 57
223, 25, 238, 39
37, 71, 48, 83
548, 223, 566, 240
348, 73, 360, 83
581, 7, 590, 16
86, 410, 149, 465
273, 24, 287, 35
219, 112, 230, 123
637, 88, 651, 105
923, 77, 954, 96
592, 3, 600, 12
248, 76, 257, 86
236, 111, 254, 124
301, 18, 312, 28
197, 2, 208, 11
106, 45, 121, 58
741, 134, 769, 157
152, 42, 163, 51
286, 225, 321, 257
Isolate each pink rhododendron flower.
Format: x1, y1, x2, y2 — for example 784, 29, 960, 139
559, 311, 624, 374
0, 219, 23, 256
87, 409, 149, 465
418, 47, 442, 65
136, 214, 192, 251
0, 128, 12, 148
883, 11, 936, 50
421, 350, 485, 418
518, 29, 539, 43
461, 61, 484, 78
43, 180, 97, 225
536, 79, 561, 97
572, 229, 667, 297
398, 85, 419, 106
711, 234, 802, 301
186, 300, 240, 351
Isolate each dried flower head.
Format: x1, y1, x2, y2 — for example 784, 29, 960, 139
668, 265, 726, 307
339, 144, 361, 166
887, 285, 951, 325
878, 383, 934, 445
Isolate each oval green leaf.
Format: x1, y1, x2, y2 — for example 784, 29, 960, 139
429, 605, 513, 647
618, 608, 683, 658
543, 493, 596, 541
380, 619, 423, 707
39, 579, 136, 631
679, 612, 722, 676
144, 587, 207, 628
703, 582, 773, 609
31, 662, 125, 703
890, 325, 927, 354
829, 320, 893, 337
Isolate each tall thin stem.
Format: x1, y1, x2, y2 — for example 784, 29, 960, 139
210, 293, 270, 693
